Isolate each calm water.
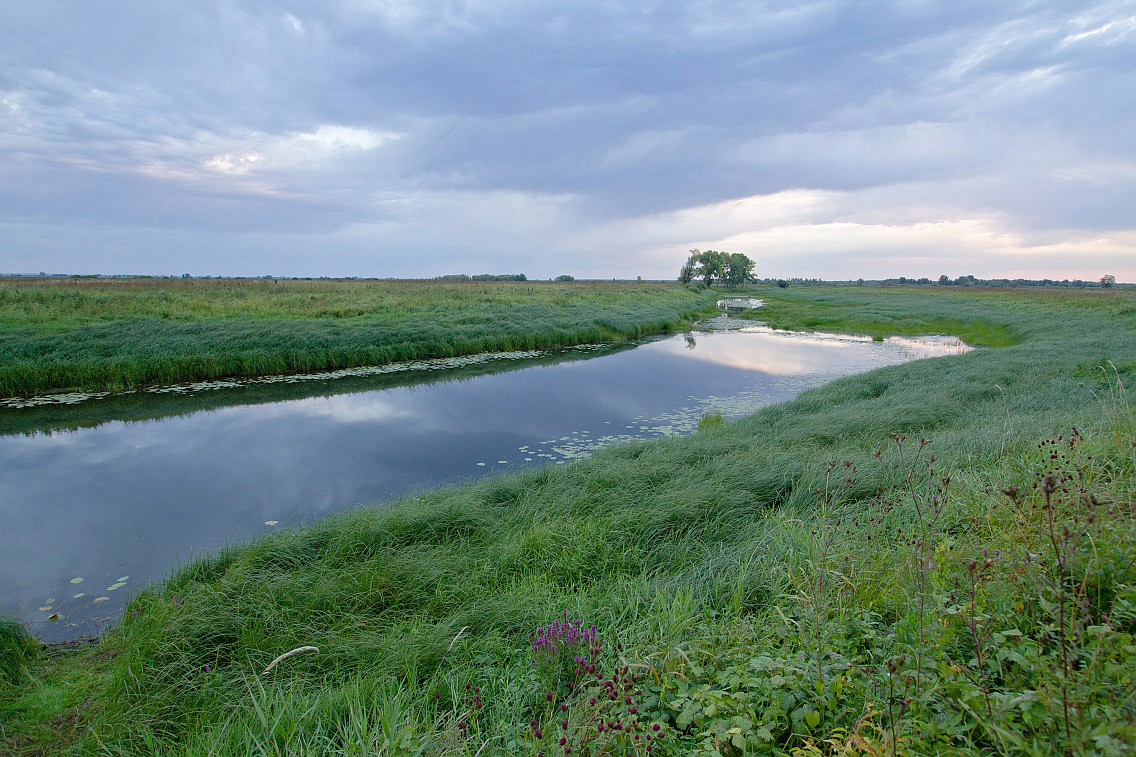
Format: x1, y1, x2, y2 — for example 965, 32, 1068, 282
0, 322, 968, 640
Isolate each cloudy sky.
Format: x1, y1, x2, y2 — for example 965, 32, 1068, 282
2, 1, 1133, 281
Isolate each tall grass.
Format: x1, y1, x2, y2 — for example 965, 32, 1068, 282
0, 618, 38, 689
2, 286, 1134, 755
0, 279, 710, 397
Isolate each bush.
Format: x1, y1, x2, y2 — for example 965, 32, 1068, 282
685, 281, 707, 292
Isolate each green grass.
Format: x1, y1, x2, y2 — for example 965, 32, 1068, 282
0, 279, 712, 397
2, 286, 1134, 755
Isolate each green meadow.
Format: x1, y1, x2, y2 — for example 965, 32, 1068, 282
2, 285, 1134, 755
0, 278, 708, 398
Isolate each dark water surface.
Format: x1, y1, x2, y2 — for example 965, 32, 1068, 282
0, 322, 968, 640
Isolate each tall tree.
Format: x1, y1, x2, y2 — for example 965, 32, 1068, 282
723, 253, 755, 287
697, 250, 725, 287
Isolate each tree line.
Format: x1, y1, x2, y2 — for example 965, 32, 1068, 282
677, 249, 756, 288
433, 273, 528, 282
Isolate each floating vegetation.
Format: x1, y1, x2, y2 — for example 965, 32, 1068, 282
91, 597, 109, 604
106, 582, 127, 591
69, 577, 82, 584
264, 521, 278, 526
72, 593, 85, 599
1, 338, 656, 415
2, 350, 548, 408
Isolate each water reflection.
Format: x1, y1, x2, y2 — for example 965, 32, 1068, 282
0, 326, 969, 640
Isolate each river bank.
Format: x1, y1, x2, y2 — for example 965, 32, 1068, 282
0, 279, 711, 398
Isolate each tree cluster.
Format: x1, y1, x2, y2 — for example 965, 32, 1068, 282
677, 249, 755, 288
433, 273, 528, 282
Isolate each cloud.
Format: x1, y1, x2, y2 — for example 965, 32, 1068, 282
0, 0, 1133, 279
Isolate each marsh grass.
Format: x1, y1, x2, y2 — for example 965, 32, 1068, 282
3, 286, 1135, 755
0, 279, 710, 397
0, 619, 38, 689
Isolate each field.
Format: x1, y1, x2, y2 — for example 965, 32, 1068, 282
2, 285, 1134, 755
0, 278, 709, 398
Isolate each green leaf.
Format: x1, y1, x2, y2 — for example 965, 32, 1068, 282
805, 709, 821, 729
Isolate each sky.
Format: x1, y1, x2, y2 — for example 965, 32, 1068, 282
1, 1, 1134, 281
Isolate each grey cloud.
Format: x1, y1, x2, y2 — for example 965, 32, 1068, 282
1, 0, 1133, 276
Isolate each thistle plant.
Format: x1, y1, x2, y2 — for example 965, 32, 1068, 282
525, 615, 665, 755
529, 610, 598, 695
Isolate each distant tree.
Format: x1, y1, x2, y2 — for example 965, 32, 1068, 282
723, 253, 755, 287
938, 275, 950, 285
776, 279, 789, 289
555, 274, 575, 282
1101, 274, 1116, 288
471, 273, 527, 281
678, 249, 754, 287
698, 250, 728, 287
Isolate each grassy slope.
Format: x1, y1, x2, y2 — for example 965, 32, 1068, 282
2, 286, 1134, 755
0, 279, 710, 397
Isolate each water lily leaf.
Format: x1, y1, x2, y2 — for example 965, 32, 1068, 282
117, 576, 129, 582
72, 593, 85, 599
47, 613, 61, 621
107, 582, 126, 591
92, 596, 110, 604
46, 597, 56, 604
497, 460, 507, 464
476, 462, 486, 466
264, 521, 278, 526
38, 605, 53, 611
70, 577, 83, 584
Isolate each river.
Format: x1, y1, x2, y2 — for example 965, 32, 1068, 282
0, 319, 968, 641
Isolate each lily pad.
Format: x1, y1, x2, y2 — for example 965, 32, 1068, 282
45, 597, 56, 605
264, 520, 278, 526
107, 582, 126, 591
70, 577, 83, 584
47, 613, 61, 621
117, 576, 129, 582
476, 462, 486, 466
38, 605, 53, 611
92, 596, 110, 604
72, 593, 85, 599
